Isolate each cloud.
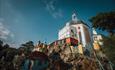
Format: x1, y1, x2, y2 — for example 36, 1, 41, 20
43, 0, 63, 18
0, 22, 10, 40
0, 22, 14, 40
0, 0, 25, 47
0, 21, 17, 47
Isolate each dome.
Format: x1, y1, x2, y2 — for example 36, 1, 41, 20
69, 20, 90, 27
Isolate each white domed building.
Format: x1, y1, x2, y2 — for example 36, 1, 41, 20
58, 13, 91, 48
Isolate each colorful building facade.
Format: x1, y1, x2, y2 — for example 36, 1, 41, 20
58, 13, 91, 47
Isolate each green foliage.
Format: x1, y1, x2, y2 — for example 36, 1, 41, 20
0, 40, 18, 70
90, 11, 115, 36
20, 41, 34, 56
102, 36, 115, 66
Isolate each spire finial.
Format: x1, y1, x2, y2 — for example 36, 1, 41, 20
72, 10, 78, 21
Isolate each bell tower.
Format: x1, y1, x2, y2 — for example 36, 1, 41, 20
72, 12, 78, 22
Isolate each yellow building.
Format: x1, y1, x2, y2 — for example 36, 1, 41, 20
78, 44, 84, 54
93, 41, 100, 50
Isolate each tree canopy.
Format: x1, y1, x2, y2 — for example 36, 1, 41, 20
90, 11, 115, 36
20, 41, 34, 56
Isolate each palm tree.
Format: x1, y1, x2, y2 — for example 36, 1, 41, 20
90, 11, 115, 36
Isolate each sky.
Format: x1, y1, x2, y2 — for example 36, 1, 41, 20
0, 0, 115, 47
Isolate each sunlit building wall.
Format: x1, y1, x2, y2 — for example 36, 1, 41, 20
58, 13, 91, 47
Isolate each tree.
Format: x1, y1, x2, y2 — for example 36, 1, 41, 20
0, 40, 3, 46
3, 44, 10, 49
0, 41, 17, 70
20, 41, 34, 56
102, 36, 115, 69
90, 11, 115, 36
0, 40, 3, 50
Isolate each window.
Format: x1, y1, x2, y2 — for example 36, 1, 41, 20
78, 27, 80, 29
